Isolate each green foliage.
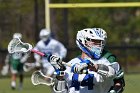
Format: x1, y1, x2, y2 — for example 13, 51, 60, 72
68, 6, 140, 46
0, 0, 43, 48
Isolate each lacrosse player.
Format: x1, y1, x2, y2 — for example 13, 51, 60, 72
46, 28, 124, 93
91, 28, 125, 93
5, 33, 29, 90
33, 28, 67, 78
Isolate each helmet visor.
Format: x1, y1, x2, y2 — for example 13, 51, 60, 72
85, 38, 102, 47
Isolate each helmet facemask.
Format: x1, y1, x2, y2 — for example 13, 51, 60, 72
85, 38, 105, 59
41, 35, 50, 42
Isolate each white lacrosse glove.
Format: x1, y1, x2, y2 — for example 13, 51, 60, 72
47, 54, 66, 76
108, 90, 117, 93
47, 54, 64, 68
71, 59, 92, 74
1, 65, 9, 76
47, 54, 62, 66
71, 63, 88, 74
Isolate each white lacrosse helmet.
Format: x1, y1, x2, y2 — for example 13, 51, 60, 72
39, 28, 50, 41
13, 33, 22, 39
76, 28, 107, 59
92, 28, 107, 45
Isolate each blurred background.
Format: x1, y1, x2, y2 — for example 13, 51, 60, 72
0, 0, 140, 93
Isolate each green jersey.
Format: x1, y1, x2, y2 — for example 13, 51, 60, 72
102, 50, 117, 63
9, 53, 24, 73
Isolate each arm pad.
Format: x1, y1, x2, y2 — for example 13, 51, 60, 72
97, 64, 115, 78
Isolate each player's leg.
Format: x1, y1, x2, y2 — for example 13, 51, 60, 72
18, 63, 24, 90
11, 73, 17, 90
10, 61, 18, 90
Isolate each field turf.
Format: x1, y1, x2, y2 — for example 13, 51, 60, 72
0, 74, 140, 93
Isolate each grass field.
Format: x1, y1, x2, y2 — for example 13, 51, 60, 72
0, 76, 51, 93
0, 74, 140, 93
124, 74, 140, 93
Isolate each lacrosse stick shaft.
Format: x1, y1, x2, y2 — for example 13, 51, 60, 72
7, 38, 71, 67
62, 62, 71, 67
31, 49, 45, 56
31, 49, 71, 67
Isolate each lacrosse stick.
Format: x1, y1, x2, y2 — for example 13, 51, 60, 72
7, 38, 71, 67
23, 62, 36, 72
7, 38, 88, 74
8, 38, 33, 54
31, 70, 54, 86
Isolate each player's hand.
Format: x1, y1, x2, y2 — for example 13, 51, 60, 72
47, 54, 63, 66
88, 63, 98, 72
72, 63, 88, 74
47, 54, 66, 72
80, 59, 97, 72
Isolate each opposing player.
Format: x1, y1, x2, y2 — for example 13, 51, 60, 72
5, 33, 29, 90
33, 28, 67, 78
46, 28, 123, 93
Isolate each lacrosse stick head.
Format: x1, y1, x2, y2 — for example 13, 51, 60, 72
31, 70, 54, 86
8, 38, 32, 53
